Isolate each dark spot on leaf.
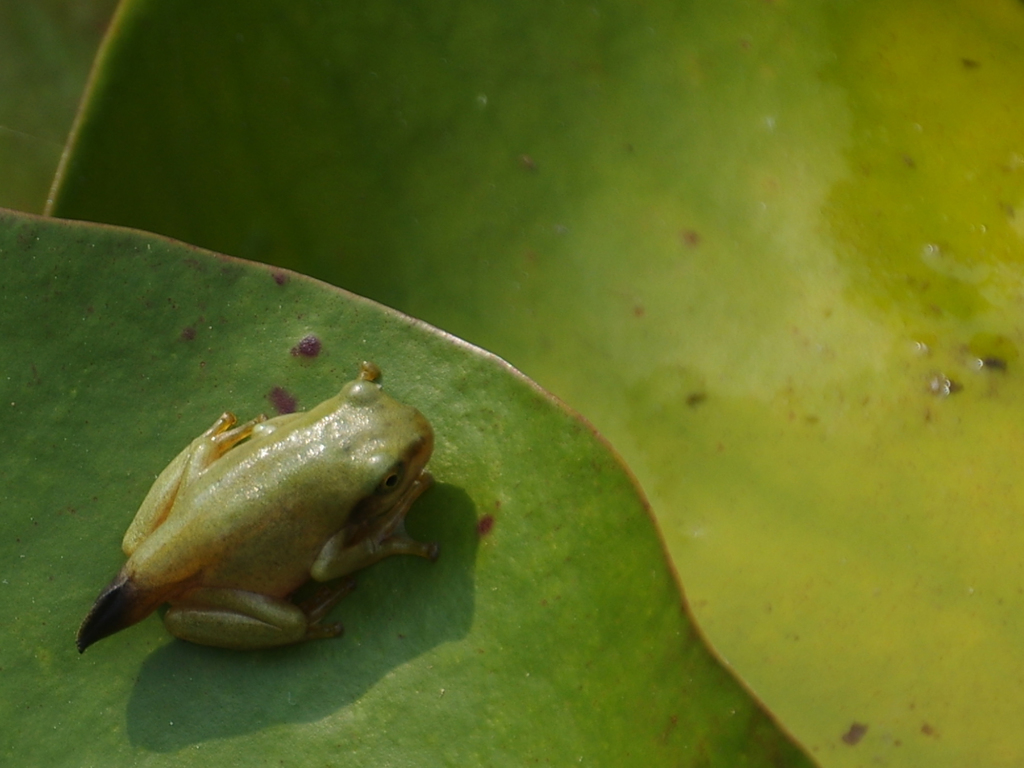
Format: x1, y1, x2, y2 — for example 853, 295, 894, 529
921, 722, 938, 737
272, 271, 289, 286
290, 334, 322, 357
180, 326, 196, 341
686, 392, 706, 407
842, 722, 868, 745
477, 514, 495, 537
659, 714, 679, 743
268, 387, 298, 414
968, 332, 1018, 368
903, 154, 916, 168
633, 304, 645, 318
961, 58, 979, 69
680, 229, 701, 247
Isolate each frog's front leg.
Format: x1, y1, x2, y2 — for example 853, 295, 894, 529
163, 586, 343, 649
123, 413, 266, 556
311, 473, 438, 581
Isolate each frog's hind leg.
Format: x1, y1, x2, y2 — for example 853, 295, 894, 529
163, 586, 342, 649
123, 412, 266, 556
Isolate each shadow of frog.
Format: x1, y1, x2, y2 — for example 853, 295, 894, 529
124, 483, 476, 751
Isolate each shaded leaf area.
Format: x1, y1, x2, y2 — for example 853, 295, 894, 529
0, 0, 117, 211
0, 210, 811, 766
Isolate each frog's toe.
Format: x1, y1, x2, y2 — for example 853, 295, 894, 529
301, 577, 357, 623
306, 621, 345, 641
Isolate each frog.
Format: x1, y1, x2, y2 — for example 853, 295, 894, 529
77, 361, 438, 652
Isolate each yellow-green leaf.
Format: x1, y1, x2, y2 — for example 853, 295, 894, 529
48, 0, 1024, 763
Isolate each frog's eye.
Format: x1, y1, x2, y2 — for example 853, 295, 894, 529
377, 462, 405, 494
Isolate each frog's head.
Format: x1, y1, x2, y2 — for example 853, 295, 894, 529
335, 367, 435, 540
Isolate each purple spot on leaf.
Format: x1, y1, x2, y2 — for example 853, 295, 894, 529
291, 334, 322, 357
477, 514, 495, 537
268, 386, 298, 414
842, 722, 868, 746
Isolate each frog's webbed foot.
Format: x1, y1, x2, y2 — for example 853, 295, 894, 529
207, 412, 266, 453
182, 412, 267, 484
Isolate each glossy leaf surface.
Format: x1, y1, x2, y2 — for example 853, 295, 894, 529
0, 210, 807, 766
49, 0, 1024, 763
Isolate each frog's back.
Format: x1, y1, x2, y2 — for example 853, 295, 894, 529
127, 428, 362, 595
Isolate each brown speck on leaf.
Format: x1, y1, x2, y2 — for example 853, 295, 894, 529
633, 304, 645, 318
679, 229, 701, 247
842, 722, 868, 745
659, 714, 679, 743
686, 392, 706, 407
291, 334, 322, 358
268, 386, 298, 414
981, 356, 1007, 371
921, 722, 938, 737
961, 58, 980, 69
272, 271, 289, 286
477, 514, 495, 537
180, 326, 196, 342
903, 154, 916, 168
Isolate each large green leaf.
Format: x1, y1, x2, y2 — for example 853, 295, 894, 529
47, 0, 1024, 763
0, 209, 809, 765
0, 0, 116, 212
